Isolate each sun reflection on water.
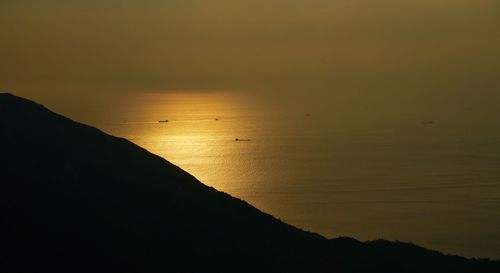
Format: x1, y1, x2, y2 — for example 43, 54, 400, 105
105, 91, 278, 195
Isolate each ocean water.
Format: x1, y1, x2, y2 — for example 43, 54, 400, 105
52, 90, 500, 259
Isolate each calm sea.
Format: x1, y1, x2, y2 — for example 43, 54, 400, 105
52, 90, 500, 259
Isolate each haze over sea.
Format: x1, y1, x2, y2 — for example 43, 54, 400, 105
40, 90, 500, 259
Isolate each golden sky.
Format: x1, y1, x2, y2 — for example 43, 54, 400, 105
1, 0, 499, 104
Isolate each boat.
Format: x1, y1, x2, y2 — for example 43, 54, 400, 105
235, 138, 251, 141
158, 120, 169, 123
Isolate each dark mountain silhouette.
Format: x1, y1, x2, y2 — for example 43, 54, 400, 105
0, 93, 498, 273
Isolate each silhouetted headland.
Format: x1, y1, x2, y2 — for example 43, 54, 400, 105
1, 93, 498, 272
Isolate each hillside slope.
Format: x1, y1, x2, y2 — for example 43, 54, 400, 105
1, 93, 498, 273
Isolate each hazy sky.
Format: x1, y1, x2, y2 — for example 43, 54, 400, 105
1, 0, 499, 110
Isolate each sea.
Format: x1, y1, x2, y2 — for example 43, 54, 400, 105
46, 90, 500, 259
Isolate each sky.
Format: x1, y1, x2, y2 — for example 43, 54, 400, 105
1, 0, 500, 113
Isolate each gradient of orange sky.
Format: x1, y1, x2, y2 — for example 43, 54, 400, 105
1, 0, 499, 107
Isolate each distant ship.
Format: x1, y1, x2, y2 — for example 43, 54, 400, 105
235, 138, 251, 141
158, 120, 168, 123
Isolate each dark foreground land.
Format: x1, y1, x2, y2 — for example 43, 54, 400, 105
1, 93, 499, 273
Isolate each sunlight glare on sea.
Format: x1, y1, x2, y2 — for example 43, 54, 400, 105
65, 90, 500, 259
